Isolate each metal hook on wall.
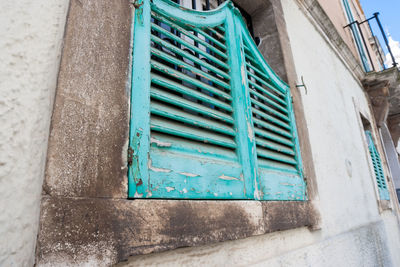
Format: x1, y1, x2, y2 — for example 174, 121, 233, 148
296, 76, 308, 95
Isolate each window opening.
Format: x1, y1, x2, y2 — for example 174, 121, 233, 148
129, 0, 305, 200
361, 115, 390, 200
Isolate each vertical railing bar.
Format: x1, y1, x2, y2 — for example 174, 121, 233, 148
373, 12, 398, 67
366, 20, 386, 70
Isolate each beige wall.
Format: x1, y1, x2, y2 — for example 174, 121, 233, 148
318, 0, 382, 71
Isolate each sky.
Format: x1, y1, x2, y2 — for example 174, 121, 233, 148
359, 0, 400, 67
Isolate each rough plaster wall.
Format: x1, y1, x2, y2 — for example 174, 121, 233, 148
0, 1, 69, 266
120, 0, 400, 266
280, 0, 400, 261
283, 0, 379, 235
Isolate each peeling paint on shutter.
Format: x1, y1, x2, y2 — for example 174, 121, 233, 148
128, 0, 306, 200
239, 20, 306, 201
365, 131, 390, 200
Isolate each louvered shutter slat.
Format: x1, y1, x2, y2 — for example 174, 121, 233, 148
150, 35, 230, 79
150, 48, 230, 90
150, 61, 232, 100
150, 87, 234, 124
151, 74, 232, 111
150, 102, 235, 136
151, 12, 227, 56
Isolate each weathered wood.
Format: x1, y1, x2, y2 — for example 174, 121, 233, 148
256, 146, 297, 165
151, 74, 232, 111
151, 117, 236, 148
151, 102, 235, 136
254, 127, 294, 147
249, 86, 288, 114
252, 107, 291, 130
248, 79, 286, 105
150, 47, 230, 90
151, 12, 227, 57
253, 117, 292, 138
150, 86, 234, 123
250, 97, 290, 122
255, 138, 295, 156
150, 60, 232, 100
151, 23, 229, 68
151, 35, 230, 79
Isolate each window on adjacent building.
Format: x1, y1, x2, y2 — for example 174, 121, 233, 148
361, 115, 390, 200
342, 0, 371, 72
365, 131, 390, 200
128, 0, 305, 200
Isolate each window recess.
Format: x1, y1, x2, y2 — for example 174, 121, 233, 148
129, 0, 306, 200
365, 131, 390, 200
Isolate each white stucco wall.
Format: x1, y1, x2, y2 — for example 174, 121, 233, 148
121, 0, 400, 266
0, 1, 69, 266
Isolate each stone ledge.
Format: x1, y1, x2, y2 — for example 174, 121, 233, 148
36, 197, 318, 266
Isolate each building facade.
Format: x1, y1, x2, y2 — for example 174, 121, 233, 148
1, 0, 400, 266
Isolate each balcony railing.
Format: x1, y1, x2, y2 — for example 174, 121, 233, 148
344, 12, 398, 72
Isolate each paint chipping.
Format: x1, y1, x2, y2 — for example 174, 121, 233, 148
241, 63, 246, 85
134, 192, 143, 198
247, 121, 254, 141
179, 172, 200, 177
280, 183, 295, 187
182, 188, 188, 194
148, 158, 172, 173
253, 168, 259, 199
149, 166, 172, 173
165, 187, 175, 192
150, 137, 172, 147
219, 174, 239, 181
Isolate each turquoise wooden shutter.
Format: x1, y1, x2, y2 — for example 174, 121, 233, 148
129, 0, 305, 200
129, 0, 250, 199
237, 15, 306, 200
365, 131, 390, 200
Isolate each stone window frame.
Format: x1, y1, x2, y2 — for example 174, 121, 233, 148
353, 99, 396, 212
36, 0, 319, 265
